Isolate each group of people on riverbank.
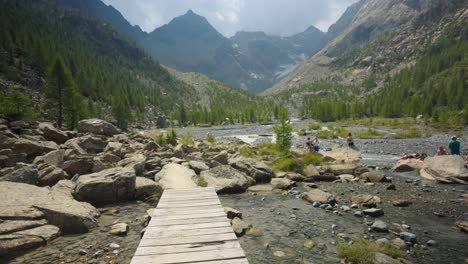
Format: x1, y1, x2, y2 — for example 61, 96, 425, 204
305, 132, 355, 153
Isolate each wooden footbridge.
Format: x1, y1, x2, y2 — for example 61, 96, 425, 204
131, 187, 249, 264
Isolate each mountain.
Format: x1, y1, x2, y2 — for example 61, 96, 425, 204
0, 0, 274, 128
265, 0, 468, 95
53, 1, 325, 93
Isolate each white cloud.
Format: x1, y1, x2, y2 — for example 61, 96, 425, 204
102, 0, 359, 36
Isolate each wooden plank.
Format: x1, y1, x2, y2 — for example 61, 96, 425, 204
152, 207, 224, 216
159, 195, 219, 202
139, 233, 237, 247
131, 247, 245, 264
151, 205, 224, 214
148, 216, 230, 226
145, 221, 230, 232
191, 259, 249, 264
152, 212, 226, 221
157, 201, 221, 208
134, 240, 240, 256
157, 199, 221, 207
163, 188, 215, 194
144, 226, 235, 238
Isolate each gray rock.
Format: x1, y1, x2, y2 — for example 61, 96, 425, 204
363, 208, 384, 217
200, 165, 253, 194
231, 217, 251, 236
77, 119, 121, 137
426, 240, 437, 246
73, 166, 136, 206
374, 252, 400, 264
118, 154, 146, 176
271, 178, 295, 190
303, 189, 336, 205
0, 163, 39, 185
188, 160, 209, 174
376, 238, 389, 246
109, 223, 129, 235
38, 123, 68, 144
371, 220, 389, 232
12, 138, 58, 157
224, 207, 242, 219
135, 177, 161, 200
399, 232, 417, 243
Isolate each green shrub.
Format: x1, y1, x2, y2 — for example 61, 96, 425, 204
167, 129, 178, 145
355, 128, 387, 139
258, 142, 285, 157
302, 153, 323, 166
273, 118, 293, 151
197, 176, 208, 187
154, 134, 168, 146
308, 122, 321, 130
337, 238, 402, 264
206, 132, 216, 144
239, 146, 256, 158
144, 187, 164, 206
316, 127, 348, 139
180, 131, 194, 146
272, 157, 303, 173
0, 87, 34, 120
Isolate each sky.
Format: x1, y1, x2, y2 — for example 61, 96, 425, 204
101, 0, 359, 37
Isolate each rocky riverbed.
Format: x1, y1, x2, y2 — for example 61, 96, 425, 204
1, 118, 467, 264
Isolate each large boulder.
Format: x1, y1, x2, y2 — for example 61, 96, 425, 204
360, 171, 388, 183
0, 182, 99, 233
0, 163, 39, 185
117, 154, 146, 176
155, 163, 197, 189
229, 156, 273, 183
73, 167, 136, 206
77, 119, 121, 137
392, 159, 424, 172
12, 138, 58, 158
200, 165, 254, 194
135, 177, 162, 200
61, 156, 94, 176
323, 148, 361, 163
188, 160, 210, 174
38, 123, 68, 144
34, 149, 65, 167
319, 163, 364, 176
38, 165, 69, 187
0, 225, 61, 256
303, 189, 336, 204
420, 156, 468, 183
64, 135, 107, 154
271, 178, 295, 190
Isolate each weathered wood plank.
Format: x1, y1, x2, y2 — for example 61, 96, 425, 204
148, 216, 230, 226
157, 201, 221, 208
131, 248, 245, 264
190, 259, 249, 264
134, 240, 240, 256
139, 233, 237, 247
159, 194, 218, 200
152, 207, 224, 216
151, 205, 224, 214
157, 199, 221, 207
144, 226, 235, 238
145, 221, 231, 231
152, 211, 226, 221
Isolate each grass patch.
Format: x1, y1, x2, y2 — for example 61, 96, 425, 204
301, 153, 324, 166
239, 146, 257, 159
271, 156, 303, 173
392, 128, 422, 139
154, 134, 168, 146
206, 132, 216, 144
355, 128, 387, 139
308, 122, 321, 130
316, 127, 348, 139
258, 142, 286, 157
197, 176, 208, 187
144, 187, 164, 206
180, 131, 194, 146
337, 238, 402, 264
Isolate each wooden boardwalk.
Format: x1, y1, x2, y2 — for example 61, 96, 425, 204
131, 187, 249, 264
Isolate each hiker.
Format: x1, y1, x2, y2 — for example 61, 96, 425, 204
420, 153, 428, 161
347, 132, 354, 147
313, 137, 320, 153
305, 137, 312, 152
437, 146, 447, 156
448, 136, 460, 155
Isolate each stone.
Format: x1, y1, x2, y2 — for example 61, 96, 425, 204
426, 240, 437, 246
188, 160, 209, 174
245, 228, 263, 236
35, 149, 65, 167
70, 135, 108, 154
351, 194, 381, 208
224, 207, 242, 219
109, 223, 129, 235
386, 184, 396, 190
51, 180, 76, 196
200, 165, 253, 194
135, 177, 161, 200
155, 163, 197, 189
399, 232, 417, 243
0, 225, 62, 256
212, 151, 229, 164
73, 166, 136, 206
371, 220, 389, 232
360, 171, 388, 183
455, 221, 468, 232
271, 178, 295, 190
392, 200, 413, 207
323, 148, 361, 163
303, 189, 336, 205
61, 156, 94, 176
12, 138, 58, 157
247, 184, 274, 193
38, 123, 68, 144
0, 219, 47, 235
391, 238, 407, 249
388, 223, 409, 233
78, 249, 88, 255
339, 174, 355, 182
145, 157, 162, 171
363, 208, 384, 217
77, 119, 121, 137
303, 240, 316, 249
39, 166, 69, 187
354, 211, 363, 217
0, 182, 99, 233
144, 141, 159, 152
421, 156, 468, 182
231, 217, 251, 236
118, 154, 146, 176
392, 159, 424, 172
229, 156, 273, 183
376, 238, 389, 246
340, 205, 351, 212
303, 164, 320, 177
321, 163, 363, 175
374, 252, 400, 264
0, 163, 39, 185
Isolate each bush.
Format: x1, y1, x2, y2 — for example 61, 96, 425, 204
337, 238, 403, 264
154, 134, 168, 146
239, 146, 256, 159
258, 142, 285, 157
355, 128, 387, 139
0, 87, 34, 120
180, 131, 194, 146
206, 132, 216, 144
197, 176, 208, 187
167, 129, 178, 145
302, 153, 323, 166
144, 187, 164, 206
272, 157, 303, 173
308, 122, 321, 130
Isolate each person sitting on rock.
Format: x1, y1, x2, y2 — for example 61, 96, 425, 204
347, 132, 354, 147
448, 136, 461, 155
437, 146, 447, 156
313, 137, 320, 153
305, 137, 312, 152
